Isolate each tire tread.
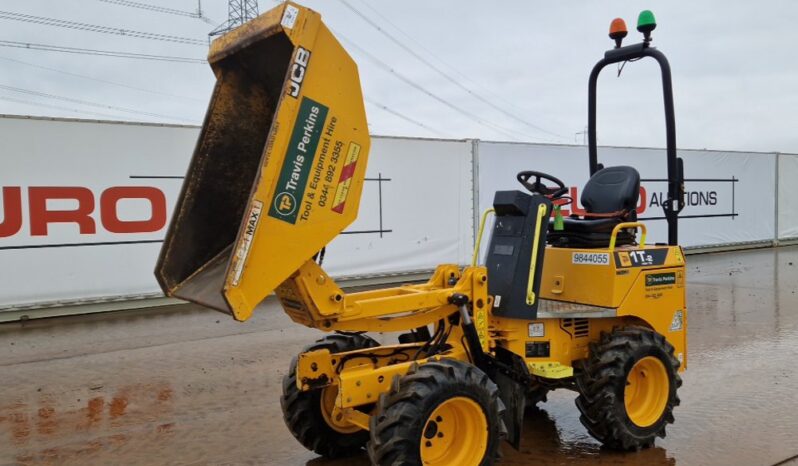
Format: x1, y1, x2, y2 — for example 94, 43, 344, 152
574, 326, 681, 451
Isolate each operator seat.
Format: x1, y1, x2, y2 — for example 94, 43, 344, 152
548, 166, 640, 248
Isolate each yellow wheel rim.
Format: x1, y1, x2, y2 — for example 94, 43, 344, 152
624, 356, 669, 427
319, 385, 360, 434
420, 397, 488, 466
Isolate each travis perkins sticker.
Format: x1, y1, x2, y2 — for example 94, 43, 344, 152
646, 272, 677, 287
269, 97, 329, 224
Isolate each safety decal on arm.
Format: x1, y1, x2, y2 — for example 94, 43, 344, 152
330, 142, 361, 214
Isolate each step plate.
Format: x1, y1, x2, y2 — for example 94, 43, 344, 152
537, 299, 616, 319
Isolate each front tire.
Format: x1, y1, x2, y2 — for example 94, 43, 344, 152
368, 359, 505, 466
281, 333, 379, 458
575, 327, 681, 450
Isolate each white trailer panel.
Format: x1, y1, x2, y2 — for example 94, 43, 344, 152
0, 116, 473, 309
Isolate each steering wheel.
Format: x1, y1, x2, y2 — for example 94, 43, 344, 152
517, 171, 568, 198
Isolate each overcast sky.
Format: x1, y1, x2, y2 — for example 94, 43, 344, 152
1, 1, 797, 153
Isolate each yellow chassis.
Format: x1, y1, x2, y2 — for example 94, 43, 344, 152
286, 221, 688, 432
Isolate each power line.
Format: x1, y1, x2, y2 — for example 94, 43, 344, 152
0, 95, 136, 121
0, 40, 206, 64
99, 0, 217, 26
266, 0, 512, 139
99, 0, 198, 18
340, 37, 523, 141
351, 0, 554, 132
338, 0, 568, 142
0, 84, 197, 123
275, 1, 541, 141
0, 10, 206, 46
365, 97, 449, 138
0, 55, 205, 102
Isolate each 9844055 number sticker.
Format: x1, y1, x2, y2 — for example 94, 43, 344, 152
572, 252, 610, 265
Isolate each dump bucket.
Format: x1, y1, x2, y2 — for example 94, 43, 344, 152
155, 2, 370, 321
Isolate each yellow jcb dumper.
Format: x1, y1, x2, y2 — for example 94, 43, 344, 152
156, 4, 687, 464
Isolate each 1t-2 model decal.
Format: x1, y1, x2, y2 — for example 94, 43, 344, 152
615, 249, 669, 268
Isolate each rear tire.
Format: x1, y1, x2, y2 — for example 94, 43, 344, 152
281, 333, 379, 458
574, 327, 681, 450
367, 359, 506, 466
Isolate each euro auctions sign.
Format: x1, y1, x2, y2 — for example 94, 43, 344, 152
477, 142, 776, 248
0, 186, 166, 238
0, 115, 782, 311
0, 116, 198, 307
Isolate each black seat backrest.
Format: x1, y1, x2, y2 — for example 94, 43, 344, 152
581, 166, 640, 215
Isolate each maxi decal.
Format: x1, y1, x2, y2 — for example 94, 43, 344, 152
230, 200, 263, 286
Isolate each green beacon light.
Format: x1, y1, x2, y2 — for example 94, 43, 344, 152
637, 10, 656, 43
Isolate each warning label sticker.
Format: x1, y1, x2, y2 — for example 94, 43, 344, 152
670, 310, 684, 331
331, 142, 361, 214
281, 4, 299, 29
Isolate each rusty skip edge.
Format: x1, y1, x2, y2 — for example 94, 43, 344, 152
208, 10, 287, 66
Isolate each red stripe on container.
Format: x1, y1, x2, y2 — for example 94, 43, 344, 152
338, 162, 357, 181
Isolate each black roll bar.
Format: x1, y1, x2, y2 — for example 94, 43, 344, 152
588, 42, 685, 245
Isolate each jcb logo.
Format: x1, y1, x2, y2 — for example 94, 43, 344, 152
274, 192, 296, 216
287, 47, 311, 98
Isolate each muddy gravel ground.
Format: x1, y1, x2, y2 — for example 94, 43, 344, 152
2, 246, 798, 466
